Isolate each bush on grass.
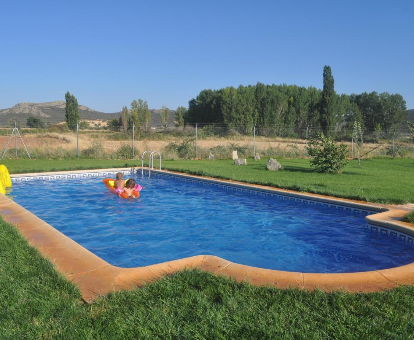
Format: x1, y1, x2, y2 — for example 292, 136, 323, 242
403, 211, 414, 224
114, 143, 139, 159
164, 139, 195, 159
307, 132, 348, 174
81, 141, 107, 159
47, 124, 70, 133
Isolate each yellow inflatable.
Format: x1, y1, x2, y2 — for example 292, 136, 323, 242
0, 165, 12, 195
0, 175, 5, 195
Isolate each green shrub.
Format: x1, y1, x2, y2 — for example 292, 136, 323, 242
115, 143, 139, 159
78, 120, 90, 130
81, 141, 106, 159
164, 139, 194, 159
227, 143, 248, 157
207, 143, 250, 159
307, 132, 348, 173
209, 145, 227, 159
26, 117, 45, 128
403, 211, 414, 224
47, 124, 70, 133
1, 148, 32, 159
385, 144, 412, 158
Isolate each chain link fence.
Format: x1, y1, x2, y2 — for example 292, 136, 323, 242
1, 121, 413, 160
177, 123, 413, 160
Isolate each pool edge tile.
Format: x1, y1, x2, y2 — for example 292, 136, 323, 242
303, 271, 398, 293
377, 263, 414, 286
145, 255, 207, 276
215, 262, 304, 289
68, 266, 157, 303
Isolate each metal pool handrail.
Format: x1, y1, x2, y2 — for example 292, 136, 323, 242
141, 151, 152, 177
141, 151, 161, 178
150, 151, 161, 170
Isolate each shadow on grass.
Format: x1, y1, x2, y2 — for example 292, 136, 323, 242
277, 166, 314, 173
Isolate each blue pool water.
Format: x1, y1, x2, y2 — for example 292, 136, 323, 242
8, 172, 414, 273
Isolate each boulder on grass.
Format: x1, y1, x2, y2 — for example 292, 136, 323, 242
267, 158, 282, 171
234, 158, 247, 165
254, 153, 261, 161
209, 153, 215, 161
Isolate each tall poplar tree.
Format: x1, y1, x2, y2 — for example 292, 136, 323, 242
119, 106, 129, 132
137, 99, 151, 131
319, 66, 336, 136
175, 106, 187, 127
65, 91, 80, 131
130, 100, 139, 129
160, 105, 170, 128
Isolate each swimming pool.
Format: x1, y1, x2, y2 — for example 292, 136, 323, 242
8, 170, 414, 274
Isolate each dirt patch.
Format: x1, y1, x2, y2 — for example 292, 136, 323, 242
0, 135, 69, 149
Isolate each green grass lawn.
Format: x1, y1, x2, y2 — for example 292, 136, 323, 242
163, 157, 414, 204
1, 157, 414, 338
2, 218, 414, 339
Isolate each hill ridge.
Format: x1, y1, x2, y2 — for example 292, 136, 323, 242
0, 101, 175, 127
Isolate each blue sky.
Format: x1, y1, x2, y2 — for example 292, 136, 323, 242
1, 0, 413, 112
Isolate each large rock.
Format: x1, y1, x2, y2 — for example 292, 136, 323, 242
254, 152, 261, 161
234, 158, 247, 165
267, 158, 282, 171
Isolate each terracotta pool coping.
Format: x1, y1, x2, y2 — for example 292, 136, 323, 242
1, 168, 414, 302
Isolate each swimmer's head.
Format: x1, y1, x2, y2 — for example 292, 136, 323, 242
125, 178, 136, 188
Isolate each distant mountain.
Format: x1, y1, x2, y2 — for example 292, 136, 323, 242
0, 101, 176, 127
0, 101, 119, 127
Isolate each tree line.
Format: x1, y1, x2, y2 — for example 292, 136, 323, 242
63, 93, 188, 132
107, 101, 188, 132
184, 66, 407, 135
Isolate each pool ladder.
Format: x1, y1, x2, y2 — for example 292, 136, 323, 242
140, 151, 161, 178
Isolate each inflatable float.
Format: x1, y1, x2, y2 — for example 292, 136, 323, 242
103, 178, 142, 199
0, 165, 12, 195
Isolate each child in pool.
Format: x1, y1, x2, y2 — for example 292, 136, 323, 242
122, 178, 138, 198
114, 172, 124, 194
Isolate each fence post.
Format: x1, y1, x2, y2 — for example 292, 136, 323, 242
76, 120, 79, 158
351, 136, 354, 158
195, 123, 198, 158
132, 122, 135, 158
305, 126, 309, 147
392, 127, 395, 159
14, 121, 17, 158
253, 125, 256, 157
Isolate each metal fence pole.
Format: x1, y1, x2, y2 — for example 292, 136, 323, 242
195, 123, 198, 158
351, 137, 354, 158
305, 126, 309, 147
392, 128, 395, 159
253, 125, 256, 157
14, 121, 17, 158
132, 122, 135, 158
76, 120, 79, 158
